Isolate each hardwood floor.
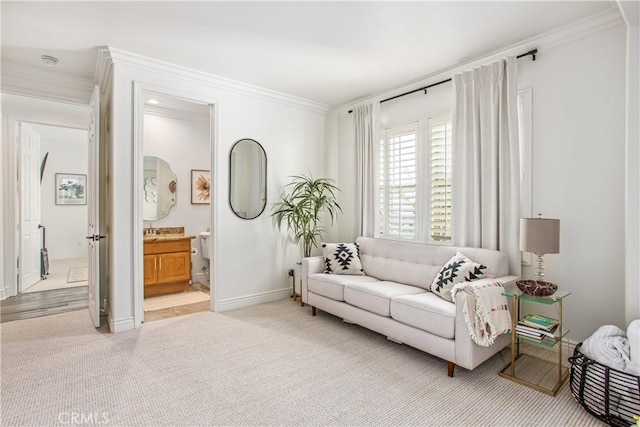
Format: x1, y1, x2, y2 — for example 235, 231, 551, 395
1, 282, 210, 324
0, 286, 88, 323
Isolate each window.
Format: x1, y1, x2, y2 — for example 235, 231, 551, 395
378, 90, 529, 246
379, 113, 452, 243
428, 114, 452, 242
379, 124, 418, 240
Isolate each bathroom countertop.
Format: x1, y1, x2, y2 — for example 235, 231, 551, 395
143, 234, 196, 242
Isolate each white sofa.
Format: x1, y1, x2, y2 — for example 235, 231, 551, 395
302, 237, 518, 376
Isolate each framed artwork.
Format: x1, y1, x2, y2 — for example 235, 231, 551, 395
55, 173, 87, 205
191, 169, 211, 204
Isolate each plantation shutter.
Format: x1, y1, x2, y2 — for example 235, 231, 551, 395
379, 135, 386, 237
380, 125, 417, 240
428, 115, 452, 242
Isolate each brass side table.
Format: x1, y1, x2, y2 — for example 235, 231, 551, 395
499, 289, 571, 396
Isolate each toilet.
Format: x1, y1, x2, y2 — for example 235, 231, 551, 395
199, 231, 210, 260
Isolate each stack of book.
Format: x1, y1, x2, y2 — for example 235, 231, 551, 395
515, 314, 560, 344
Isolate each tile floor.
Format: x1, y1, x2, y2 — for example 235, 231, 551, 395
23, 257, 88, 293
143, 282, 211, 323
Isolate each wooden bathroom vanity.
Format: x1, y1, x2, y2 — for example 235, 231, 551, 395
143, 230, 195, 298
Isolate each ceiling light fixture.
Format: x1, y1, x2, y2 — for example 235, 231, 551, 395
146, 99, 160, 105
40, 55, 59, 66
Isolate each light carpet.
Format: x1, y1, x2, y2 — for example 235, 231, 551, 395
144, 291, 210, 311
67, 266, 88, 283
0, 299, 604, 426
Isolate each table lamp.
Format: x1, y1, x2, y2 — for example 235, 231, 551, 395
517, 215, 560, 296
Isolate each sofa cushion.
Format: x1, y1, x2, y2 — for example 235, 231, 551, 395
344, 281, 426, 317
322, 242, 364, 275
356, 237, 509, 289
430, 252, 488, 302
390, 293, 456, 339
356, 240, 440, 289
308, 273, 379, 302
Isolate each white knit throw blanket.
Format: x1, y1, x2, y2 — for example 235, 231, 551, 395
582, 325, 633, 373
452, 281, 511, 347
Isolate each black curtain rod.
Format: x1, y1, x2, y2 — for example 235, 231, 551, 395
348, 48, 537, 114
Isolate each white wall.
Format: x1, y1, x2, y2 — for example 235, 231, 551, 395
143, 112, 210, 282
99, 48, 335, 331
519, 25, 626, 341
215, 96, 332, 301
337, 21, 627, 342
34, 124, 88, 260
619, 0, 640, 326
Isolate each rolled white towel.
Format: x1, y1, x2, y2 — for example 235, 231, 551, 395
582, 325, 632, 373
627, 319, 640, 375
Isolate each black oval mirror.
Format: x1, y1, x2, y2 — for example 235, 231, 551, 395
229, 139, 267, 219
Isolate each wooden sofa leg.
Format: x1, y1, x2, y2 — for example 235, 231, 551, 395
312, 306, 317, 316
447, 361, 455, 377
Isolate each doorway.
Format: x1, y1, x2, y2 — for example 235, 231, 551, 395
20, 123, 89, 295
136, 90, 214, 323
1, 116, 93, 323
0, 93, 100, 324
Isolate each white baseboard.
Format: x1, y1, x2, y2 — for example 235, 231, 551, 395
106, 305, 135, 333
0, 287, 6, 301
217, 287, 291, 312
561, 337, 580, 354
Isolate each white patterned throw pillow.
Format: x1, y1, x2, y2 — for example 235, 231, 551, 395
430, 252, 488, 302
322, 242, 365, 275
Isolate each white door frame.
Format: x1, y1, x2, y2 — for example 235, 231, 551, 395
1, 95, 89, 299
131, 82, 218, 328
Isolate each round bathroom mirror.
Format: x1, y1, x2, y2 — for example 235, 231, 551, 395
229, 139, 267, 219
143, 156, 177, 221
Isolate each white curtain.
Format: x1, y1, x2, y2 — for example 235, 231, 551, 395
354, 104, 376, 237
452, 57, 521, 275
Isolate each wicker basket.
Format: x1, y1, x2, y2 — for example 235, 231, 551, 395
569, 343, 640, 427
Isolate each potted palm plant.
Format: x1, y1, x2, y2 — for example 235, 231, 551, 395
271, 174, 342, 257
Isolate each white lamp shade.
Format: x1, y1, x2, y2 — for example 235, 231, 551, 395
520, 217, 560, 254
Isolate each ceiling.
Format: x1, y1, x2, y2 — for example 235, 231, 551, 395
1, 1, 616, 106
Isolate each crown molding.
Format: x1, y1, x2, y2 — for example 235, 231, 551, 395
343, 7, 624, 112
95, 47, 114, 96
0, 61, 94, 105
617, 0, 639, 27
532, 7, 624, 51
98, 46, 333, 115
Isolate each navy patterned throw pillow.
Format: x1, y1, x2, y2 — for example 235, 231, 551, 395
322, 242, 365, 276
430, 252, 488, 302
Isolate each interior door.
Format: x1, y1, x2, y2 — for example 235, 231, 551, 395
87, 85, 101, 327
19, 123, 42, 292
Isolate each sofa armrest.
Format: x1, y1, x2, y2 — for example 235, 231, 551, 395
301, 256, 324, 304
453, 275, 518, 370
